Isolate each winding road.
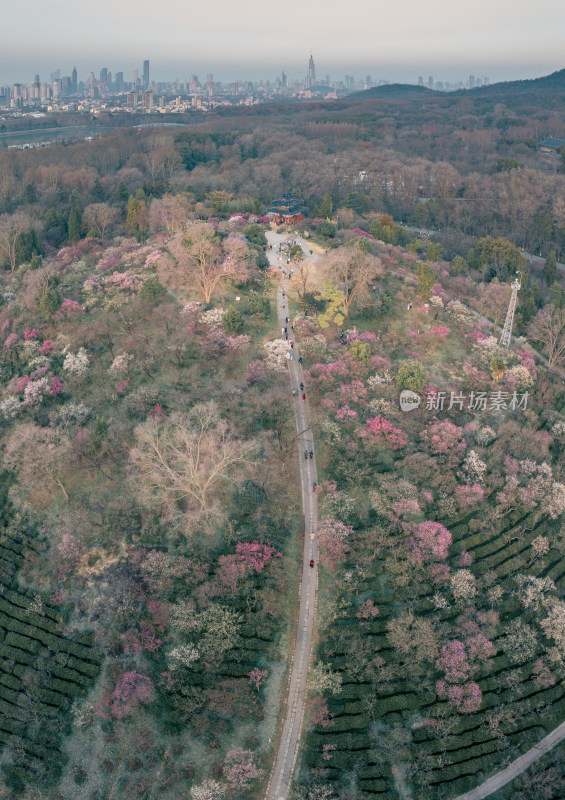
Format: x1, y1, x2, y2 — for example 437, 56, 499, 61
264, 232, 319, 800
453, 720, 565, 800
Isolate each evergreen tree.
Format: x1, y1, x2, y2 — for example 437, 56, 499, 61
543, 251, 558, 286
126, 196, 148, 242
68, 207, 81, 242
91, 178, 105, 202
39, 288, 61, 317
139, 276, 166, 303
116, 181, 129, 205
519, 291, 537, 324
549, 282, 565, 309
222, 306, 245, 334
416, 262, 435, 301
22, 183, 36, 204
451, 255, 468, 276
316, 194, 333, 219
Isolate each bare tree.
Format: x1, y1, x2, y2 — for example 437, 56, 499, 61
287, 261, 315, 311
83, 203, 119, 238
130, 402, 256, 533
149, 194, 191, 236
0, 212, 30, 271
476, 279, 512, 333
327, 244, 383, 317
178, 222, 249, 303
528, 305, 565, 369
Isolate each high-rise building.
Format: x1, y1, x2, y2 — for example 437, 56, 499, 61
142, 90, 153, 109
100, 68, 108, 85
133, 68, 138, 88
307, 53, 316, 88
469, 75, 475, 88
126, 90, 137, 108
115, 72, 124, 92
71, 67, 77, 92
143, 60, 150, 88
418, 75, 424, 86
428, 75, 433, 89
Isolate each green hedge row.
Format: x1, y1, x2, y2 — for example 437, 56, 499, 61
0, 596, 62, 635
357, 779, 389, 793
4, 630, 40, 654
307, 731, 371, 750
0, 644, 35, 666
358, 765, 390, 779
0, 617, 100, 664
4, 588, 63, 623
429, 752, 502, 784
0, 673, 21, 691
328, 713, 368, 733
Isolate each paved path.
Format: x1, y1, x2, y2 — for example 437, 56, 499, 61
264, 231, 319, 800
453, 720, 565, 800
260, 231, 565, 800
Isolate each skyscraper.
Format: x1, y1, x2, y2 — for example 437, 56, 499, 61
133, 68, 138, 88
143, 60, 150, 88
307, 53, 316, 88
100, 68, 108, 85
71, 67, 77, 92
115, 72, 124, 92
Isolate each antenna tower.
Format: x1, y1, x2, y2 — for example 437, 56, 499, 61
498, 275, 521, 349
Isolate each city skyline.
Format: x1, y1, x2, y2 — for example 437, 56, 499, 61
0, 0, 563, 87
1, 58, 562, 94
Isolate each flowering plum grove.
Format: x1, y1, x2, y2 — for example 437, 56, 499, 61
293, 264, 565, 800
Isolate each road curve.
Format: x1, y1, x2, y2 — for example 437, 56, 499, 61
452, 719, 565, 800
264, 232, 319, 800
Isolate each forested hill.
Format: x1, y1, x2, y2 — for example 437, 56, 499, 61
348, 84, 432, 100
339, 67, 565, 110
455, 67, 565, 96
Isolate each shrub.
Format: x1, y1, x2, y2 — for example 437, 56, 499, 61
395, 359, 428, 394
232, 480, 266, 514
140, 276, 166, 302
223, 306, 245, 335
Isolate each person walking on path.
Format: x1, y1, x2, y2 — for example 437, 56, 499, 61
302, 393, 306, 401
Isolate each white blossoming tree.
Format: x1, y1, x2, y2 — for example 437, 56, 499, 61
63, 347, 90, 377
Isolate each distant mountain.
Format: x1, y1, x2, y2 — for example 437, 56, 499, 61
454, 68, 565, 96
340, 68, 565, 106
348, 83, 432, 100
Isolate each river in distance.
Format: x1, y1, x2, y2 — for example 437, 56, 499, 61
0, 121, 191, 150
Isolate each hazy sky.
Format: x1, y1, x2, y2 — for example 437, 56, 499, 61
1, 0, 564, 85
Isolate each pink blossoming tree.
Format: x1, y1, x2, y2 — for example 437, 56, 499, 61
408, 521, 452, 563
317, 517, 353, 570
363, 416, 408, 449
